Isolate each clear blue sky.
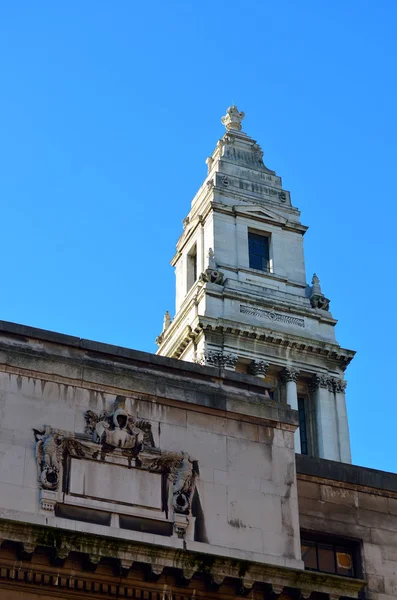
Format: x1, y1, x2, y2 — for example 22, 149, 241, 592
0, 1, 396, 472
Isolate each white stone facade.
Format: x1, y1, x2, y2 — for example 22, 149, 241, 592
157, 106, 354, 464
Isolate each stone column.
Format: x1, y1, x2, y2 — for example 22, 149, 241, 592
312, 374, 340, 461
333, 378, 352, 464
281, 368, 301, 453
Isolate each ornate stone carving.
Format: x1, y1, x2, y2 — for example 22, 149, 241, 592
240, 304, 305, 328
33, 426, 86, 491
85, 396, 154, 459
34, 395, 200, 528
332, 378, 347, 393
221, 105, 245, 132
147, 451, 198, 516
200, 248, 224, 285
310, 274, 330, 311
311, 374, 330, 390
201, 350, 238, 369
280, 367, 299, 383
249, 360, 269, 377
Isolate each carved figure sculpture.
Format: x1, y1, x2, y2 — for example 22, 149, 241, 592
85, 396, 154, 456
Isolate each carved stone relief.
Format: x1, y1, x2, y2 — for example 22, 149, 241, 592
33, 396, 199, 539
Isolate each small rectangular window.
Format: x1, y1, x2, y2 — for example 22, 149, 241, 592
301, 535, 358, 578
248, 232, 269, 272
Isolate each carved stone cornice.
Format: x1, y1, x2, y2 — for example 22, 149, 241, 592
280, 367, 300, 383
0, 519, 366, 600
249, 360, 269, 377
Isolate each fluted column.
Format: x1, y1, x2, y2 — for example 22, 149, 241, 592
333, 378, 352, 463
281, 368, 300, 453
312, 374, 340, 460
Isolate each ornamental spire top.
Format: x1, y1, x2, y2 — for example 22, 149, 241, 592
221, 105, 245, 132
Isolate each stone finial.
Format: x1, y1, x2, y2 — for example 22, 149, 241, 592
163, 310, 171, 332
310, 273, 330, 311
311, 273, 322, 295
221, 105, 245, 132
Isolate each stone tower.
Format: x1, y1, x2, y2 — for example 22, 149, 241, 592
156, 106, 354, 463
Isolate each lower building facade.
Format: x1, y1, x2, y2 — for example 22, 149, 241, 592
0, 321, 394, 599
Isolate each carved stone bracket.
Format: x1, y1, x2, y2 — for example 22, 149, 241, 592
249, 360, 269, 377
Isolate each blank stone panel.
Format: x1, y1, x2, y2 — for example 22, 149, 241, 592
69, 458, 162, 510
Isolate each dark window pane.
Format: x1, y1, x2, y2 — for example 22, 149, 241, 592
318, 544, 336, 574
301, 541, 317, 570
298, 397, 308, 455
248, 233, 269, 272
336, 548, 354, 577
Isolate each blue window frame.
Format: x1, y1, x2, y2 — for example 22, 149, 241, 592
248, 232, 269, 272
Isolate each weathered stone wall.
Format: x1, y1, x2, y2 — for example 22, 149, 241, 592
0, 321, 302, 570
297, 456, 397, 600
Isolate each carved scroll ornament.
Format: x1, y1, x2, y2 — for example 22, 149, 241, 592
33, 426, 86, 491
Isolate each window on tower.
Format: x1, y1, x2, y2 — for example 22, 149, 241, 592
248, 232, 270, 272
187, 244, 198, 292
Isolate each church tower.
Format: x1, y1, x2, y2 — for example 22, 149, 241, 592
156, 106, 355, 464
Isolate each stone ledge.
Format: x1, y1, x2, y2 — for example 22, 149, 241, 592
296, 455, 397, 493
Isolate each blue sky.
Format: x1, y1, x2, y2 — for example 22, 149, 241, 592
0, 1, 396, 472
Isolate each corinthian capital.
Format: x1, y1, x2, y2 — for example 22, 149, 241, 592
312, 373, 330, 390
333, 378, 347, 393
249, 360, 269, 377
280, 367, 299, 383
201, 350, 238, 370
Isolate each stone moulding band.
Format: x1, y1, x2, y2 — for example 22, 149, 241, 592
240, 304, 305, 328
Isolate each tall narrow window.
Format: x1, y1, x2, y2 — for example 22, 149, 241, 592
187, 244, 197, 291
248, 232, 270, 272
298, 397, 308, 455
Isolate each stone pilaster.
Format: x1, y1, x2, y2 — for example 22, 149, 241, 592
332, 378, 351, 464
311, 374, 340, 461
280, 368, 301, 453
